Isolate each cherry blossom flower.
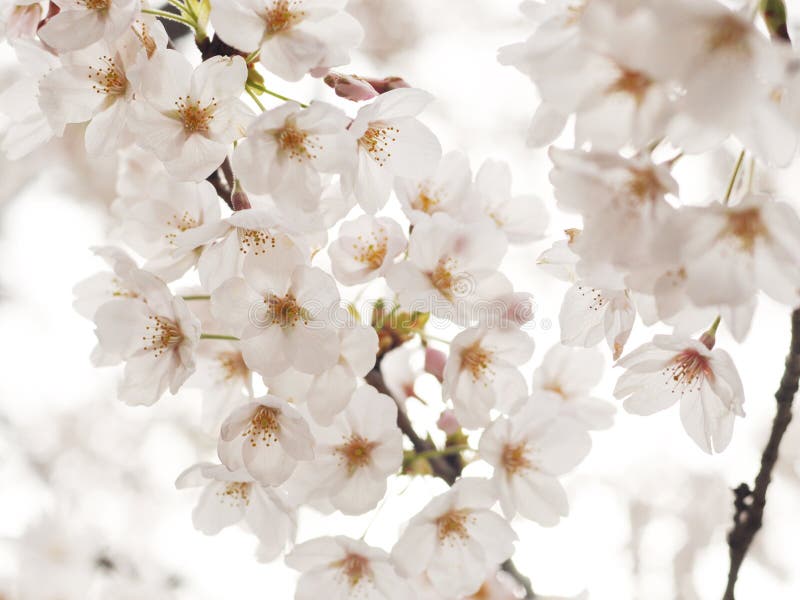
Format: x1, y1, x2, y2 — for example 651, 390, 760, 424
217, 395, 315, 484
112, 171, 221, 281
531, 344, 615, 431
232, 100, 354, 210
286, 536, 414, 600
549, 147, 678, 271
134, 50, 252, 181
92, 266, 200, 405
210, 0, 364, 82
394, 150, 475, 224
473, 158, 548, 243
329, 214, 406, 285
380, 346, 421, 402
479, 396, 591, 525
443, 325, 534, 429
176, 461, 296, 561
664, 194, 800, 310
391, 478, 517, 598
386, 213, 508, 325
300, 386, 402, 514
38, 0, 139, 52
343, 88, 442, 212
210, 242, 343, 376
38, 19, 166, 156
614, 332, 745, 454
559, 281, 636, 360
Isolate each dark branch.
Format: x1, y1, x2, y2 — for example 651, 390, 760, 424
723, 307, 800, 599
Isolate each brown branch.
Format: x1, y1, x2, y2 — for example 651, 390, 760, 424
723, 308, 800, 600
364, 362, 535, 597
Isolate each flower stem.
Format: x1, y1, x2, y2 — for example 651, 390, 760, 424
181, 295, 210, 301
141, 8, 197, 29
723, 150, 746, 205
420, 332, 451, 345
413, 444, 471, 461
200, 333, 240, 341
165, 0, 195, 18
245, 48, 261, 63
247, 81, 308, 108
708, 315, 721, 336
245, 86, 266, 111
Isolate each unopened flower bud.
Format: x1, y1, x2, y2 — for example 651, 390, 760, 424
437, 410, 460, 436
324, 72, 378, 102
231, 180, 251, 211
424, 346, 447, 382
365, 76, 410, 94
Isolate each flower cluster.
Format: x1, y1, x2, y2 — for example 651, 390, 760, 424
504, 0, 800, 454
4, 0, 800, 596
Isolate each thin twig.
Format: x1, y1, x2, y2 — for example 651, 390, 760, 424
723, 308, 800, 599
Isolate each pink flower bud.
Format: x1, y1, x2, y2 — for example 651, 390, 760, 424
8, 3, 42, 40
323, 72, 378, 102
424, 346, 447, 382
365, 76, 410, 94
437, 410, 460, 436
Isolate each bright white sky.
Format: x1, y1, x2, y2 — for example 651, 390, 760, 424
1, 1, 800, 598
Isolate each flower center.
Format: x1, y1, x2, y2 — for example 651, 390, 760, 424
263, 293, 307, 328
164, 210, 200, 245
79, 0, 110, 10
721, 207, 767, 253
142, 315, 183, 358
707, 14, 751, 54
218, 482, 251, 507
501, 442, 531, 476
335, 553, 372, 587
663, 349, 713, 395
175, 95, 217, 134
264, 0, 305, 35
276, 124, 319, 162
608, 68, 652, 104
461, 341, 494, 382
352, 229, 389, 269
429, 257, 459, 300
623, 166, 667, 205
244, 406, 281, 446
359, 124, 398, 167
576, 285, 606, 310
88, 56, 127, 96
335, 434, 379, 475
436, 509, 472, 543
237, 228, 277, 256
217, 351, 248, 381
413, 189, 440, 214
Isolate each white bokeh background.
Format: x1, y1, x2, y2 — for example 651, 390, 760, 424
1, 1, 800, 598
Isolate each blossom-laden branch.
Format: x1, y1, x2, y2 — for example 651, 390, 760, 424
723, 308, 800, 600
364, 361, 537, 598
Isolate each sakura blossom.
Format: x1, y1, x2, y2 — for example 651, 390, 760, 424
328, 214, 406, 285
37, 0, 139, 52
343, 87, 442, 212
210, 0, 364, 82
134, 50, 252, 181
91, 263, 200, 405
614, 331, 745, 454
298, 386, 401, 514
391, 478, 517, 598
287, 536, 414, 600
217, 394, 315, 484
176, 461, 296, 560
232, 100, 354, 210
442, 324, 534, 429
479, 396, 591, 525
